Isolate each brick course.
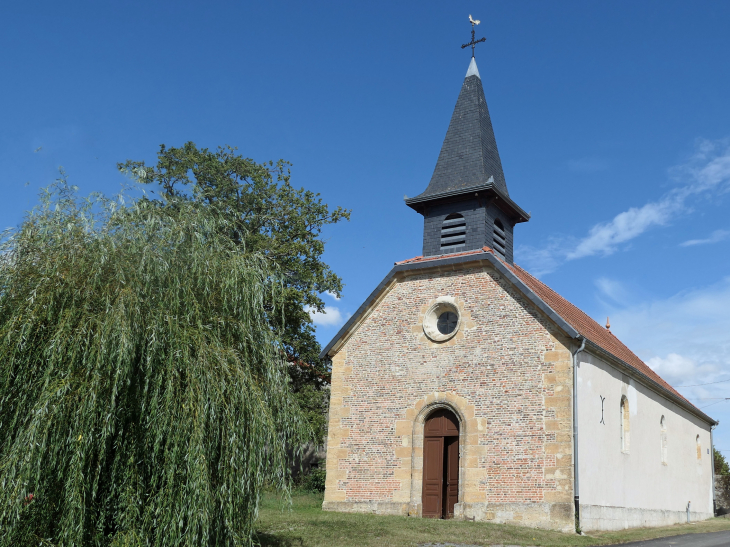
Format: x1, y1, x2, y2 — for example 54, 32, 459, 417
323, 262, 575, 531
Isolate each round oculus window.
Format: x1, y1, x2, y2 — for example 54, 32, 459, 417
437, 312, 458, 335
422, 297, 461, 342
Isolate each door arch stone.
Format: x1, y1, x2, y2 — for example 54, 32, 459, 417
395, 393, 483, 518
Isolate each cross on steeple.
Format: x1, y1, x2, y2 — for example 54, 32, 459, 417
461, 14, 486, 58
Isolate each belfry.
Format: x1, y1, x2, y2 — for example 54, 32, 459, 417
321, 19, 716, 532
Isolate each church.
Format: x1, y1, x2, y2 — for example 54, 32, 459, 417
319, 50, 717, 532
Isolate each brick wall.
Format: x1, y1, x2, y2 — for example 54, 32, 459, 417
323, 262, 575, 531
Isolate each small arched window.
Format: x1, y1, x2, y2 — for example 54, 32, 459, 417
620, 396, 630, 453
696, 435, 702, 460
660, 416, 668, 464
492, 218, 506, 259
441, 214, 466, 250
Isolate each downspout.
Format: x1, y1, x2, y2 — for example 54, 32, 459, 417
572, 336, 586, 533
710, 424, 717, 516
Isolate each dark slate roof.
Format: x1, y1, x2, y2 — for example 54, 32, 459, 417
414, 58, 509, 200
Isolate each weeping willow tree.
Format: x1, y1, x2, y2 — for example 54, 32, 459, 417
0, 179, 309, 547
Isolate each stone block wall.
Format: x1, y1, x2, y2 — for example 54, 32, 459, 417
322, 263, 575, 531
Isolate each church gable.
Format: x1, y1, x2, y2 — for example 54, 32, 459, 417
323, 260, 576, 529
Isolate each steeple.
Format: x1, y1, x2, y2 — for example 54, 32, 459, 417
418, 57, 509, 198
406, 56, 529, 264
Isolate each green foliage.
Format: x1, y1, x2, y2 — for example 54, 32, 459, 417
300, 467, 326, 493
119, 143, 349, 370
0, 178, 309, 546
119, 143, 349, 445
715, 448, 730, 476
293, 384, 330, 445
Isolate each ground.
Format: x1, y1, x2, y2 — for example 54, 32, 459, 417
254, 491, 730, 547
618, 531, 730, 546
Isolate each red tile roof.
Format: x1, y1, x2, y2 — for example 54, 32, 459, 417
395, 248, 486, 265
397, 247, 696, 411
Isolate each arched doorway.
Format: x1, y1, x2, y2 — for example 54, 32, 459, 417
422, 408, 460, 518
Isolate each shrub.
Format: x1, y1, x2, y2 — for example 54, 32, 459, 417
301, 467, 327, 493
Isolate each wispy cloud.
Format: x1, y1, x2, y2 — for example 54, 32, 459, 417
305, 305, 350, 328
680, 229, 730, 247
517, 139, 730, 276
598, 277, 730, 452
605, 277, 730, 398
594, 278, 730, 444
568, 199, 677, 260
594, 277, 629, 304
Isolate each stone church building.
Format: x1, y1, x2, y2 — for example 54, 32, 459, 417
320, 57, 717, 532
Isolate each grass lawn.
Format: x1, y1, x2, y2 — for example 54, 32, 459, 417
254, 490, 730, 547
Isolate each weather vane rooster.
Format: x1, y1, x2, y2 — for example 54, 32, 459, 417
462, 14, 486, 57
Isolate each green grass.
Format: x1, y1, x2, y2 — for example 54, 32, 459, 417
254, 491, 730, 547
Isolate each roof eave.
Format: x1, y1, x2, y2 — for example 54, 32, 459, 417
404, 182, 530, 223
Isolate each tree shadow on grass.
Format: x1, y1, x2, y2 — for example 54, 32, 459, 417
253, 531, 305, 547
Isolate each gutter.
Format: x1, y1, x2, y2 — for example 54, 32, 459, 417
572, 336, 586, 533
710, 424, 717, 515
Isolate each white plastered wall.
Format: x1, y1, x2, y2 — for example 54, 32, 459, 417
577, 351, 714, 531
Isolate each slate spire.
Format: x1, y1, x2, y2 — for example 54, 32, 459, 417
405, 57, 529, 263
418, 57, 509, 198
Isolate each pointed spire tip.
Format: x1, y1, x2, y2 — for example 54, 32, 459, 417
466, 57, 480, 79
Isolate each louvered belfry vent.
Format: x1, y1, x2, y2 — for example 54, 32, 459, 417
441, 214, 467, 251
493, 219, 506, 259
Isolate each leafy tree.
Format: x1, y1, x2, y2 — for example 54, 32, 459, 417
0, 179, 308, 546
715, 448, 730, 476
119, 143, 350, 442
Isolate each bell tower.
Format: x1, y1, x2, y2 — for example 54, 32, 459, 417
405, 56, 529, 264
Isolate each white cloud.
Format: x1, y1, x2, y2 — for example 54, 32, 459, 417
567, 198, 679, 259
517, 139, 730, 275
324, 290, 341, 301
593, 278, 730, 451
305, 305, 350, 328
595, 276, 730, 448
605, 277, 730, 398
514, 241, 566, 278
645, 353, 720, 387
680, 229, 730, 247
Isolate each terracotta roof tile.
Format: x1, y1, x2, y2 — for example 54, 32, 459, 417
395, 248, 488, 265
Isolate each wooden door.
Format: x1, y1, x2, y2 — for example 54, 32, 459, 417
422, 436, 444, 517
444, 437, 459, 518
422, 409, 459, 519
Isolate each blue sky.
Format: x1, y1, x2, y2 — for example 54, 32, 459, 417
3, 1, 730, 452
